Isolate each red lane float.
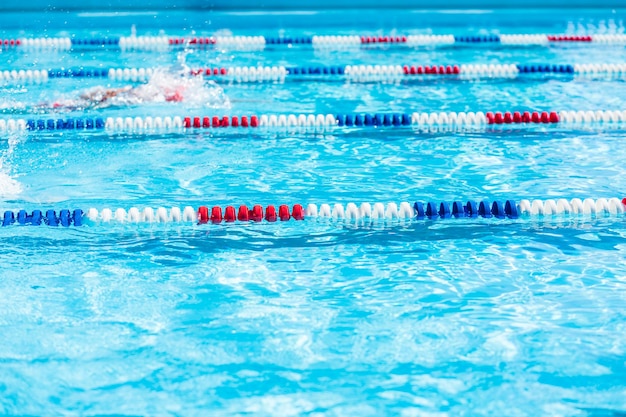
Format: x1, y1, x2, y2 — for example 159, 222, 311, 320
196, 204, 305, 224
402, 65, 461, 75
485, 111, 560, 124
547, 35, 592, 42
360, 36, 407, 44
1, 39, 20, 46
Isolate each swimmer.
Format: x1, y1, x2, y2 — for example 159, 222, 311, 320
49, 86, 134, 110
65, 83, 185, 109
38, 65, 230, 111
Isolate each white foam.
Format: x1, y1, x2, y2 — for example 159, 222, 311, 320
133, 67, 231, 108
0, 133, 22, 197
78, 66, 231, 110
47, 48, 230, 111
0, 171, 22, 197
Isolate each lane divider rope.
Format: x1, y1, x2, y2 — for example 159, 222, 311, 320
3, 110, 626, 133
2, 198, 625, 227
4, 34, 626, 51
5, 63, 626, 84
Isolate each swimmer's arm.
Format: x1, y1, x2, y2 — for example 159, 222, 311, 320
79, 86, 131, 101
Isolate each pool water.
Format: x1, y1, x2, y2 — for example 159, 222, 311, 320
1, 7, 626, 416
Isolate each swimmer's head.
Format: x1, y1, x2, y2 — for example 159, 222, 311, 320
165, 88, 184, 102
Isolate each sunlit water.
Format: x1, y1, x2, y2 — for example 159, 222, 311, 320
1, 8, 626, 416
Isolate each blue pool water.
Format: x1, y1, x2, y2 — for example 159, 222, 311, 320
1, 7, 626, 416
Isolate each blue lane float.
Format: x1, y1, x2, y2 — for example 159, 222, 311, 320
454, 35, 501, 43
70, 38, 120, 46
516, 64, 575, 73
265, 37, 313, 44
25, 118, 106, 131
47, 68, 109, 78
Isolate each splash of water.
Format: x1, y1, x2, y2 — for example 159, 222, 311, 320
98, 68, 231, 109
48, 48, 231, 111
0, 172, 22, 197
0, 134, 23, 197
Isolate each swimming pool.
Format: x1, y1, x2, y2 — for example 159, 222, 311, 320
1, 5, 626, 415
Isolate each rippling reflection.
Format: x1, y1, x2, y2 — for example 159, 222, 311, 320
1, 217, 626, 412
3, 7, 626, 416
